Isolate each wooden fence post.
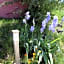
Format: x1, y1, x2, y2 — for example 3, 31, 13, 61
12, 30, 20, 64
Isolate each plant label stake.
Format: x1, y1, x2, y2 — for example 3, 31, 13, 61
12, 30, 20, 64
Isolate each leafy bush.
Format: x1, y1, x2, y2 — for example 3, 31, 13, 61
0, 0, 64, 64
20, 10, 64, 64
0, 19, 20, 59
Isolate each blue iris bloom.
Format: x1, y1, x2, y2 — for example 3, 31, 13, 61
49, 16, 58, 32
42, 20, 46, 30
42, 20, 46, 26
45, 12, 51, 23
30, 26, 35, 32
25, 15, 31, 20
25, 11, 31, 20
49, 24, 55, 32
40, 27, 44, 33
46, 15, 51, 23
52, 16, 58, 27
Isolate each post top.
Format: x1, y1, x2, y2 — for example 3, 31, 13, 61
12, 30, 19, 33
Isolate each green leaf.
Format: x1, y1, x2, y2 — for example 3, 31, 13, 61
50, 37, 61, 44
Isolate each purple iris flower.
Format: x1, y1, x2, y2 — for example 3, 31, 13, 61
40, 20, 46, 33
42, 20, 46, 26
51, 28, 55, 32
40, 27, 44, 33
30, 26, 35, 32
25, 11, 31, 20
49, 24, 53, 30
62, 16, 64, 21
49, 16, 58, 33
42, 24, 46, 29
53, 22, 58, 27
52, 16, 58, 27
46, 15, 51, 23
45, 12, 51, 23
25, 15, 31, 20
53, 16, 58, 22
23, 19, 26, 24
49, 24, 55, 32
42, 20, 46, 29
42, 12, 51, 25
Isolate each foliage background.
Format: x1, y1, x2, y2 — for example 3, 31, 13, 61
0, 0, 64, 64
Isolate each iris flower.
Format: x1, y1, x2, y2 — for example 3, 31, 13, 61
30, 26, 35, 32
52, 16, 58, 27
23, 19, 26, 24
25, 11, 31, 20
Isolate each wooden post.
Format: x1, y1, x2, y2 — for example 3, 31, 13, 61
12, 30, 20, 64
